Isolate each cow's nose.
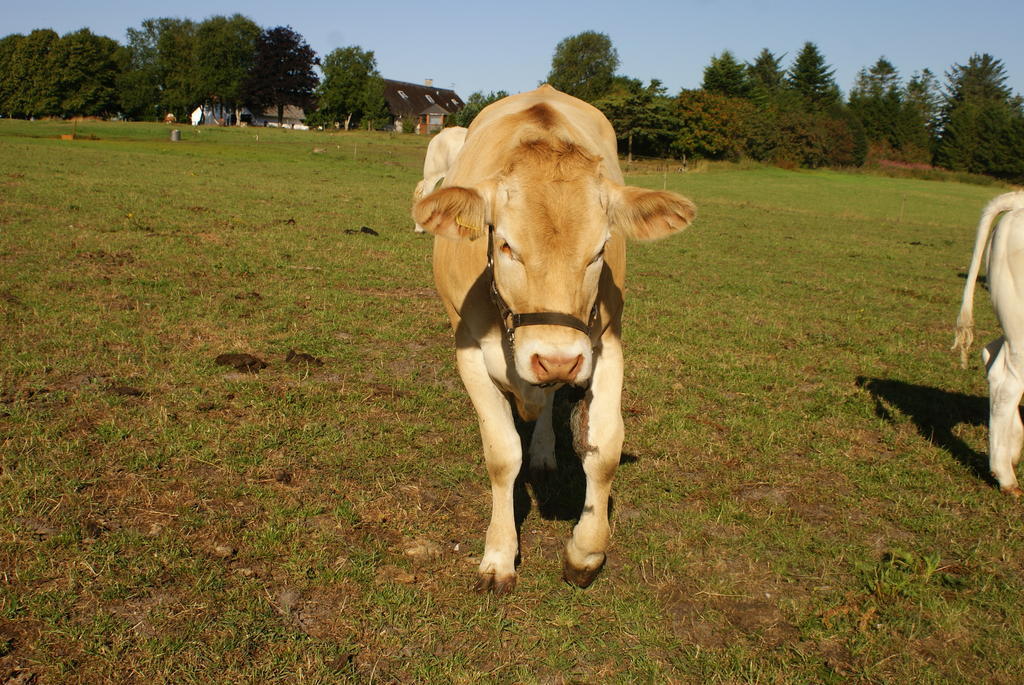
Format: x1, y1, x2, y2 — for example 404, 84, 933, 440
532, 354, 583, 384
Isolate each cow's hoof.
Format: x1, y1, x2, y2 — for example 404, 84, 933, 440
562, 555, 604, 588
474, 572, 516, 595
1000, 484, 1024, 498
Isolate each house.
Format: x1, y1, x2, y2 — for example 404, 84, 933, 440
383, 79, 464, 134
248, 105, 308, 129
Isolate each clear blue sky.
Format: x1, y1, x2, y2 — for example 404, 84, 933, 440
6, 0, 1023, 99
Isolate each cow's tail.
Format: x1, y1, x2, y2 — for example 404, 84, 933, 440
954, 191, 1024, 367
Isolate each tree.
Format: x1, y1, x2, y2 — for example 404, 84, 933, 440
0, 34, 24, 117
702, 50, 749, 99
118, 18, 175, 119
847, 58, 932, 162
153, 18, 200, 117
242, 26, 319, 125
673, 90, 756, 161
6, 29, 60, 117
194, 15, 261, 123
594, 79, 677, 160
848, 57, 904, 147
773, 109, 861, 168
943, 53, 1014, 106
852, 56, 900, 99
935, 53, 1024, 181
309, 46, 389, 129
747, 48, 786, 105
451, 90, 509, 128
787, 42, 840, 110
51, 29, 121, 118
546, 31, 619, 102
905, 68, 941, 139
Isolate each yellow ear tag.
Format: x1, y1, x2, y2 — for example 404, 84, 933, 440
455, 216, 484, 239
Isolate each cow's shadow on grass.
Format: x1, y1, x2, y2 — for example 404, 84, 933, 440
511, 386, 636, 530
857, 376, 997, 486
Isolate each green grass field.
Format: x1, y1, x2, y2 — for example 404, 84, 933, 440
1, 119, 1021, 682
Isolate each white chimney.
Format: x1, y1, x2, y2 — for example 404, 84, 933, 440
425, 78, 433, 87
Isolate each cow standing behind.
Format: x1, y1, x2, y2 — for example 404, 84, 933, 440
413, 86, 696, 592
954, 191, 1024, 495
413, 126, 468, 233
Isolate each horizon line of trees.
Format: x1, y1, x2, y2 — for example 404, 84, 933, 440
531, 31, 1024, 183
0, 16, 391, 129
1, 21, 1022, 181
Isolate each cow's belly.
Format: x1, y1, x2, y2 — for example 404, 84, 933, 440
991, 211, 1024, 344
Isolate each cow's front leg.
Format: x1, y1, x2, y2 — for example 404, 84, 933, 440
563, 334, 623, 588
456, 343, 522, 593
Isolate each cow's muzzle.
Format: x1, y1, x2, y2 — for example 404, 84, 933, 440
531, 353, 584, 385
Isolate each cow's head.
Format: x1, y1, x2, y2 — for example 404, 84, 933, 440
413, 139, 695, 387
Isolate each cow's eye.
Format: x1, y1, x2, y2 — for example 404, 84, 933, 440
500, 243, 518, 261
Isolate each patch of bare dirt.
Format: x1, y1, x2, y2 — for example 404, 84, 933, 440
284, 349, 323, 367
271, 584, 358, 639
662, 589, 802, 650
76, 250, 135, 267
2, 668, 37, 685
816, 638, 856, 676
845, 426, 894, 463
0, 619, 42, 680
720, 598, 800, 646
214, 353, 267, 373
661, 597, 731, 649
107, 593, 176, 639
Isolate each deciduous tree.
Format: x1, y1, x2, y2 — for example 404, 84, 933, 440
118, 18, 174, 119
309, 46, 389, 129
546, 31, 619, 102
673, 89, 756, 161
0, 34, 24, 118
594, 79, 677, 160
195, 15, 261, 123
52, 29, 121, 118
451, 90, 509, 128
243, 26, 319, 125
6, 29, 60, 117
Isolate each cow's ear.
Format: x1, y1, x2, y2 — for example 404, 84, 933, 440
412, 185, 490, 240
607, 183, 696, 241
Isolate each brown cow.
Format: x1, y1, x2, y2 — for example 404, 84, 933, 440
413, 85, 696, 593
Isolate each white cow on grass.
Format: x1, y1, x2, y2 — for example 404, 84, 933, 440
413, 126, 468, 233
954, 190, 1024, 496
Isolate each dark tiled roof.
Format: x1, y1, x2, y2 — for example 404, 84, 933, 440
383, 79, 464, 118
258, 105, 305, 123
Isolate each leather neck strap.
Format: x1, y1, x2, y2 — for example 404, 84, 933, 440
486, 226, 597, 346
